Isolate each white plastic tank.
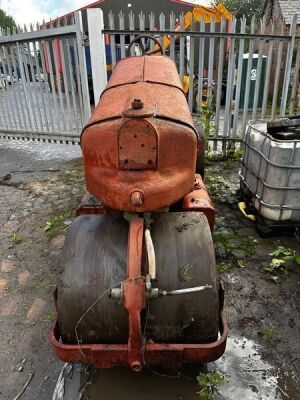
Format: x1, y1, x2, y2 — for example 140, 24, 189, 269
240, 120, 300, 222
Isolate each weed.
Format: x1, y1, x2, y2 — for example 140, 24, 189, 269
198, 102, 244, 164
44, 313, 54, 322
264, 245, 300, 282
217, 261, 233, 273
259, 325, 278, 341
204, 174, 236, 204
10, 233, 23, 245
178, 264, 193, 282
44, 206, 76, 236
205, 143, 243, 168
213, 230, 234, 259
269, 245, 298, 261
223, 147, 244, 169
197, 369, 229, 399
44, 216, 61, 232
204, 168, 240, 205
240, 237, 258, 256
213, 229, 258, 261
200, 104, 217, 140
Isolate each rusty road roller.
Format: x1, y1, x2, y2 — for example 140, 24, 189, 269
51, 36, 228, 372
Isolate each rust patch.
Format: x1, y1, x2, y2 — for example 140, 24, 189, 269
182, 174, 215, 229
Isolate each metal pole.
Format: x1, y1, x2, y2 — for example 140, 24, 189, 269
87, 8, 107, 105
169, 12, 175, 61
261, 21, 274, 119
16, 41, 35, 131
159, 13, 166, 54
280, 14, 297, 117
119, 11, 126, 59
223, 18, 236, 141
252, 18, 266, 121
129, 11, 136, 56
108, 11, 117, 67
37, 36, 56, 133
74, 10, 91, 124
65, 38, 81, 132
207, 17, 215, 106
232, 17, 246, 139
271, 23, 284, 119
214, 17, 226, 149
241, 17, 256, 138
179, 13, 185, 83
196, 17, 205, 114
188, 18, 195, 111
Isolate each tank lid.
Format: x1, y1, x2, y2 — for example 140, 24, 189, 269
122, 98, 154, 118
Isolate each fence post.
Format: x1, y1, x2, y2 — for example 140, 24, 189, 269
16, 41, 36, 131
87, 9, 107, 105
188, 18, 195, 111
74, 10, 91, 124
280, 14, 297, 117
223, 18, 236, 141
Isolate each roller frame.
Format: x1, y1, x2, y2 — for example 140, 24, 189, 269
50, 176, 228, 370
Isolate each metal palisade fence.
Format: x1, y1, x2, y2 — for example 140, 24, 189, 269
103, 10, 300, 150
0, 12, 90, 143
0, 9, 299, 148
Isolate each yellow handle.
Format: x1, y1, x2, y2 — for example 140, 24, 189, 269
238, 202, 256, 221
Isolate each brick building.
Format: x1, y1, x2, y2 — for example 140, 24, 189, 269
262, 0, 300, 91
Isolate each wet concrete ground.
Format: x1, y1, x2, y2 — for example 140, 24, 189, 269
0, 139, 299, 400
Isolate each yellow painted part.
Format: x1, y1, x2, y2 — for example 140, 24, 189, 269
215, 3, 233, 21
238, 202, 256, 221
161, 3, 233, 53
182, 75, 189, 93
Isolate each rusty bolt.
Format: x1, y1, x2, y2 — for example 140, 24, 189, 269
132, 98, 144, 109
130, 191, 144, 207
130, 360, 142, 372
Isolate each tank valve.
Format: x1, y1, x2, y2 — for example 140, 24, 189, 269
131, 191, 144, 207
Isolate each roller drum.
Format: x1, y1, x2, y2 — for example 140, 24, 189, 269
57, 212, 219, 346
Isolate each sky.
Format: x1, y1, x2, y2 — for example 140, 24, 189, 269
0, 0, 212, 26
0, 0, 93, 25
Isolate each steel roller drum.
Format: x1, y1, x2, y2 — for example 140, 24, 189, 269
57, 214, 129, 344
57, 212, 218, 345
146, 212, 219, 344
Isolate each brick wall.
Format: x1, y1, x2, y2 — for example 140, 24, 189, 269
262, 0, 290, 95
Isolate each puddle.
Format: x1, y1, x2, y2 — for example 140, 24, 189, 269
55, 336, 299, 400
213, 336, 299, 399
